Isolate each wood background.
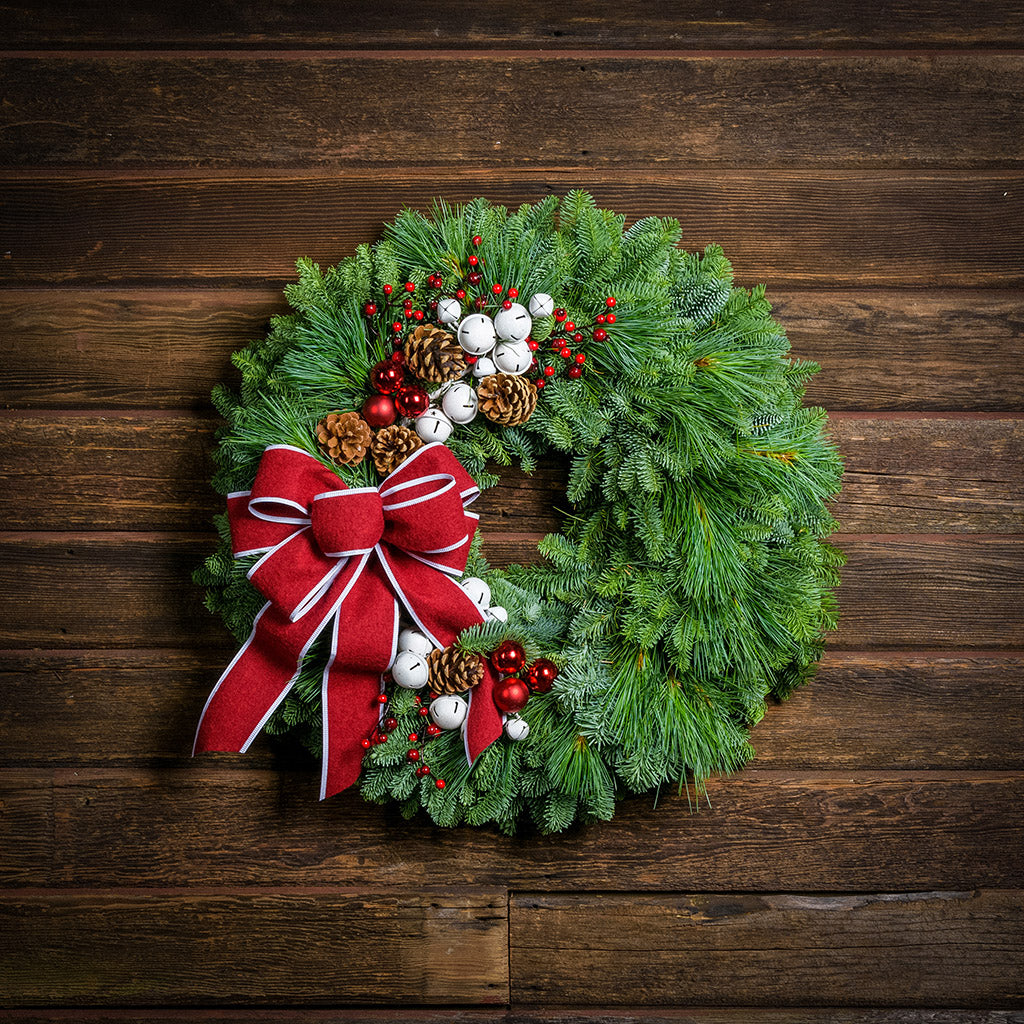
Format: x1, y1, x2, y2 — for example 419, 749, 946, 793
1, 2, 1022, 1020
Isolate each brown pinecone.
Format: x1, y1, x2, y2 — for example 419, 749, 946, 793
370, 424, 423, 476
404, 323, 467, 384
477, 373, 538, 426
428, 645, 485, 695
315, 411, 373, 467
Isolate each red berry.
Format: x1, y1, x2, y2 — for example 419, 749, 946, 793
468, 254, 479, 266
554, 308, 567, 322
390, 350, 404, 363
468, 272, 482, 285
502, 299, 513, 310
413, 309, 424, 321
593, 327, 608, 342
536, 379, 546, 389
567, 365, 583, 379
407, 748, 421, 762
434, 275, 443, 287
507, 287, 519, 298
415, 765, 426, 777
573, 332, 584, 343
420, 764, 431, 775
527, 340, 538, 351
564, 321, 575, 332
606, 312, 616, 324
383, 284, 393, 296
377, 694, 389, 705
560, 347, 572, 359
418, 706, 430, 717
575, 352, 586, 364
392, 321, 402, 333
492, 282, 503, 295
404, 309, 414, 318
408, 732, 418, 742
364, 302, 377, 316
543, 365, 555, 377
456, 288, 466, 299
384, 716, 398, 732
405, 281, 416, 293
472, 235, 483, 246
596, 313, 606, 324
465, 354, 478, 364
606, 296, 617, 307
361, 737, 372, 749
475, 296, 488, 310
426, 723, 441, 737
376, 732, 388, 744
435, 778, 446, 789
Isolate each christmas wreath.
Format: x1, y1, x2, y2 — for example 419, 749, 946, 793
194, 192, 844, 833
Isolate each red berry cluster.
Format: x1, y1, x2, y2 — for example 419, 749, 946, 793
489, 640, 559, 714
361, 689, 446, 790
533, 296, 616, 389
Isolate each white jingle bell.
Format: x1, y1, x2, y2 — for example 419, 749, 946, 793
460, 576, 491, 609
436, 297, 461, 325
398, 627, 433, 658
493, 302, 532, 344
441, 381, 478, 424
492, 340, 533, 375
484, 605, 508, 623
472, 355, 498, 379
430, 694, 469, 731
528, 292, 554, 318
414, 407, 454, 444
457, 313, 497, 355
391, 650, 429, 689
504, 716, 530, 741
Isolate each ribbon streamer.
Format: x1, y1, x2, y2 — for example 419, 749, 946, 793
193, 442, 504, 798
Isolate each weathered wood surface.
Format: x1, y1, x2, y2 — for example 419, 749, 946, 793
4, 651, 1017, 769
0, 889, 509, 1006
1, 413, 1020, 533
2, 290, 1023, 412
2, 173, 1021, 288
0, 768, 1018, 891
510, 890, 1024, 1006
2, 57, 1022, 169
6, 535, 1017, 649
5, 0, 1024, 49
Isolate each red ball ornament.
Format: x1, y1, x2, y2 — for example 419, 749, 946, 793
491, 639, 526, 674
395, 385, 429, 418
362, 393, 397, 428
369, 360, 404, 395
567, 365, 583, 379
593, 328, 608, 342
526, 658, 558, 694
494, 677, 531, 713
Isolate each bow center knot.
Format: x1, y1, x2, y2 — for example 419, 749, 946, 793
311, 488, 385, 557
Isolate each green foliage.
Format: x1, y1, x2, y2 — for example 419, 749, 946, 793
197, 193, 844, 835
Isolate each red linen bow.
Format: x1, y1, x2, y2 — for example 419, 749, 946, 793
193, 442, 504, 798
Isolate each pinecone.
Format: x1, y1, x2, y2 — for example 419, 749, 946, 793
428, 645, 485, 695
315, 411, 373, 467
404, 323, 467, 384
370, 424, 423, 476
477, 373, 538, 426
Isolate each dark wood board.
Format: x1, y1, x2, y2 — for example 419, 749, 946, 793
4, 0, 1024, 49
2, 173, 1021, 288
0, 535, 1018, 649
0, 768, 1015, 891
1, 412, 1020, 533
509, 890, 1024, 1006
0, 889, 509, 1006
2, 56, 1022, 169
3, 290, 1022, 413
3, 651, 1019, 770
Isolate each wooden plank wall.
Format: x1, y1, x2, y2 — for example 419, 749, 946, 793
1, 3, 1022, 1020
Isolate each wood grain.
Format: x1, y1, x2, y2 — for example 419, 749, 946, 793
0, 889, 508, 1006
2, 652, 1019, 770
0, 535, 1019, 649
2, 57, 1022, 169
3, 290, 1022, 412
0, 770, 53, 886
510, 890, 1024, 1006
2, 173, 1021, 288
1, 412, 1020, 533
5, 0, 1024, 49
1, 769, 1013, 890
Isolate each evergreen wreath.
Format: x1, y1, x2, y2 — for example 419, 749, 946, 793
194, 191, 844, 834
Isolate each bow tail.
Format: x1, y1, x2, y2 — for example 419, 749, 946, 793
320, 562, 399, 800
379, 546, 504, 764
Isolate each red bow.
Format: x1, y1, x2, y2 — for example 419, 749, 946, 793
193, 442, 504, 798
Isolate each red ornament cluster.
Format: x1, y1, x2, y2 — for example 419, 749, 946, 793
487, 642, 559, 716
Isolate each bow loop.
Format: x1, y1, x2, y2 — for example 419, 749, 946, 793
312, 488, 384, 556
